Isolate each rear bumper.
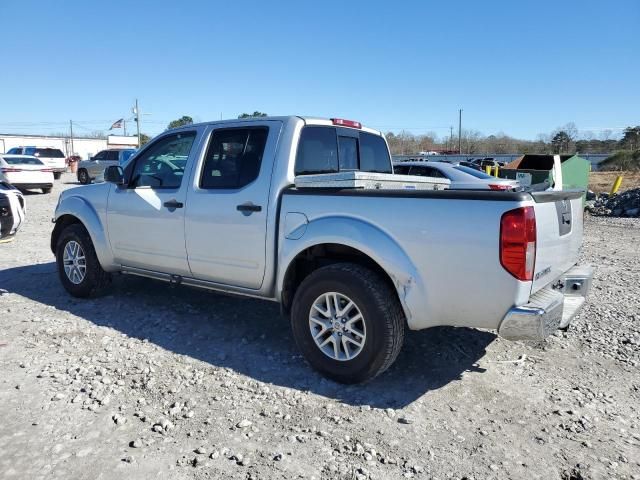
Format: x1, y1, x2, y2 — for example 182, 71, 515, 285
498, 264, 593, 341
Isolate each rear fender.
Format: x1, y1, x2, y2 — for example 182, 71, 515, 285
278, 215, 426, 326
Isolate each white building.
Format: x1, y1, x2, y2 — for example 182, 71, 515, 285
0, 134, 139, 160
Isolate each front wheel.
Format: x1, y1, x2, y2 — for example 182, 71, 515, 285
290, 263, 405, 384
55, 224, 111, 297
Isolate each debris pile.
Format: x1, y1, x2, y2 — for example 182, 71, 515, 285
586, 188, 640, 217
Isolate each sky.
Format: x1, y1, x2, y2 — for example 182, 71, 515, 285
0, 0, 638, 140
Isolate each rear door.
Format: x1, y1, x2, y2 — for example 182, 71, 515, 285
184, 120, 282, 289
530, 191, 584, 293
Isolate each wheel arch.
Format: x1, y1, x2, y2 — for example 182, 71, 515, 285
278, 217, 425, 325
51, 197, 116, 271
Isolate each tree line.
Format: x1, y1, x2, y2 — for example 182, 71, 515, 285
385, 124, 640, 156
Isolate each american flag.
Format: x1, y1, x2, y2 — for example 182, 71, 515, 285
109, 118, 124, 129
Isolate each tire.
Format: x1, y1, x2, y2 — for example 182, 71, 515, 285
77, 169, 90, 185
53, 172, 62, 180
55, 224, 111, 297
42, 187, 52, 194
290, 263, 405, 384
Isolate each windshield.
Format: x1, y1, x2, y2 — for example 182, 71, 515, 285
2, 156, 44, 165
453, 165, 494, 179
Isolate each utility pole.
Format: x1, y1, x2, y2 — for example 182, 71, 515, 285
133, 99, 141, 147
449, 126, 453, 151
123, 120, 127, 136
458, 109, 463, 155
69, 120, 75, 156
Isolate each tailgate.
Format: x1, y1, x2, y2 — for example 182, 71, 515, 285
530, 190, 584, 293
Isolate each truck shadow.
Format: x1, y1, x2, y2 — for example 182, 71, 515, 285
0, 262, 495, 409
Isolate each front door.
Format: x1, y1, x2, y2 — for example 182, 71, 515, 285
106, 130, 200, 275
184, 121, 281, 289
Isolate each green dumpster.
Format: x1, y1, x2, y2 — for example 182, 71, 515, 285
500, 154, 591, 203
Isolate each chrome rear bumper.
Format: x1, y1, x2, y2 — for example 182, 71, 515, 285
499, 264, 593, 341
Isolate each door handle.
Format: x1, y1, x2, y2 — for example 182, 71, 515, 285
236, 202, 262, 214
163, 199, 184, 209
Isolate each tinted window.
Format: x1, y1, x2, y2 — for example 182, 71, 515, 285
35, 148, 64, 158
129, 132, 196, 189
423, 167, 447, 178
105, 151, 119, 161
200, 128, 267, 189
338, 136, 358, 170
3, 156, 44, 165
295, 127, 339, 175
394, 165, 411, 175
6, 148, 19, 154
454, 165, 493, 179
25, 147, 36, 155
359, 133, 392, 173
93, 151, 107, 160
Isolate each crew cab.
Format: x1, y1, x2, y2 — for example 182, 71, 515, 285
51, 116, 593, 383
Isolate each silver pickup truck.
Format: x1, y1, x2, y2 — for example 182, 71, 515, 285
51, 116, 593, 383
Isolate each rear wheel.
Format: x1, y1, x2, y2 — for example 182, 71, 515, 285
53, 172, 62, 180
55, 224, 110, 297
290, 263, 405, 384
77, 169, 90, 184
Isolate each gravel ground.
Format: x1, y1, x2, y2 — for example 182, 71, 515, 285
1, 173, 639, 480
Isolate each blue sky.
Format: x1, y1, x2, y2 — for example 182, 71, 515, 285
0, 0, 638, 140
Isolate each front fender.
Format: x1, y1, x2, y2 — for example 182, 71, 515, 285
277, 215, 426, 326
53, 194, 117, 272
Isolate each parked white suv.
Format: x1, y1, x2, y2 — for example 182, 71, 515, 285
6, 147, 66, 179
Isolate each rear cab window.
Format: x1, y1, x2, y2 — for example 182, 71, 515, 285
35, 148, 64, 158
2, 156, 44, 165
295, 126, 391, 175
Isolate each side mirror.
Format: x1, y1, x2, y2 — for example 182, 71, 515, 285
104, 165, 125, 186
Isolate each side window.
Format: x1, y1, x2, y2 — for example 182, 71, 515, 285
7, 148, 18, 154
25, 147, 36, 155
200, 128, 267, 189
359, 133, 392, 173
106, 151, 119, 161
295, 126, 338, 174
93, 151, 106, 160
129, 132, 196, 189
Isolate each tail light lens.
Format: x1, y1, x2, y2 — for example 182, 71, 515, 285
489, 184, 511, 191
1, 168, 22, 173
500, 206, 536, 281
41, 168, 53, 172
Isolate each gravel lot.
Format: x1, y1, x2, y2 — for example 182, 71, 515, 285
1, 174, 639, 480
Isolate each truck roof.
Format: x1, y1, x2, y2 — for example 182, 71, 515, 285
168, 116, 384, 137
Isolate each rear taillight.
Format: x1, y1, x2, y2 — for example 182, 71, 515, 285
331, 118, 362, 129
500, 206, 536, 281
1, 168, 22, 173
489, 184, 511, 191
41, 168, 53, 172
